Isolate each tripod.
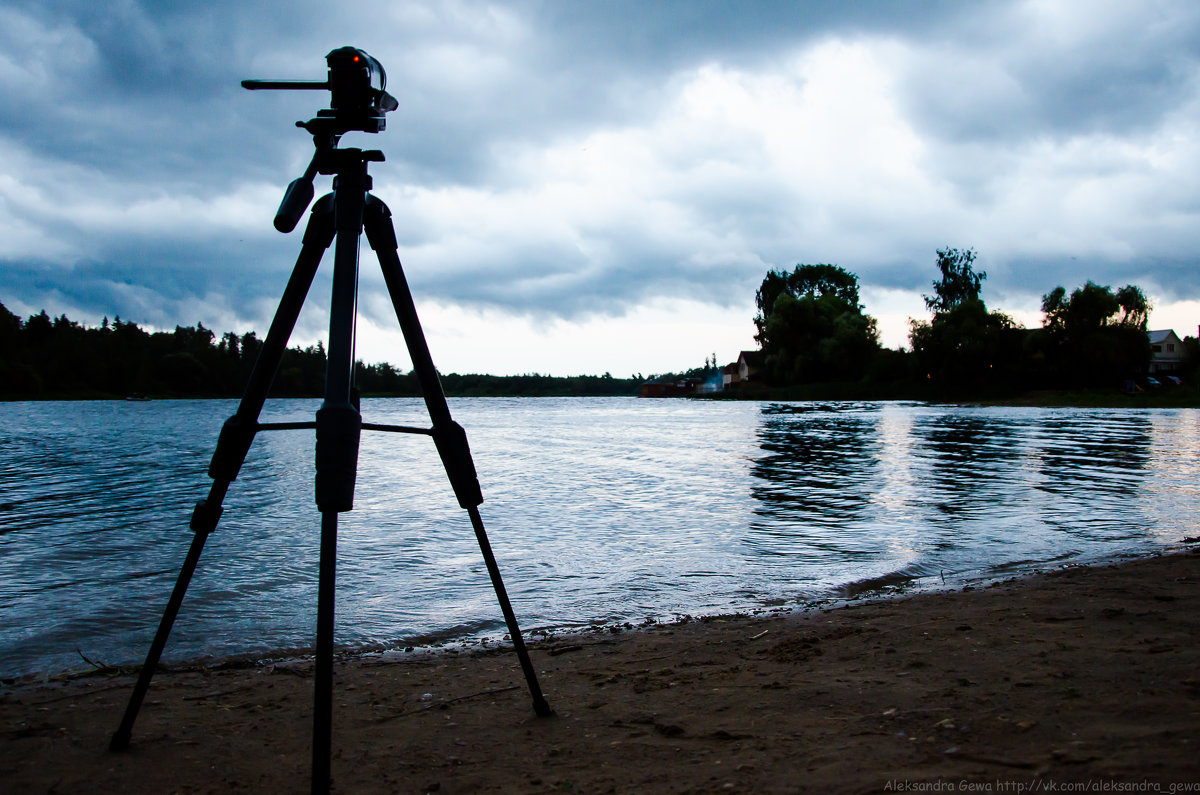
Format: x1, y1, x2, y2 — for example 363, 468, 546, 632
109, 137, 552, 792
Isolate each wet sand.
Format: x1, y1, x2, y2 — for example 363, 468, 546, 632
3, 549, 1200, 793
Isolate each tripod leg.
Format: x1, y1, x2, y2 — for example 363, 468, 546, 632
363, 195, 552, 717
466, 506, 553, 716
110, 195, 337, 752
311, 510, 339, 794
109, 525, 209, 750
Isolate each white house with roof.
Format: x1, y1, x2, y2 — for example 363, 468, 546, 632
1148, 329, 1186, 374
736, 350, 763, 382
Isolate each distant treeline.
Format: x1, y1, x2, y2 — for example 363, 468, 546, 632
0, 301, 642, 399
749, 249, 1199, 400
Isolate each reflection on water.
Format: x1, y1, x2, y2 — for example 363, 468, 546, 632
745, 403, 1196, 592
916, 413, 1020, 522
1036, 414, 1151, 498
1, 398, 1197, 679
752, 404, 881, 529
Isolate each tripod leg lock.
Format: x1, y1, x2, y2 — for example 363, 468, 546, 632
434, 421, 484, 509
303, 193, 336, 249
190, 498, 223, 535
315, 404, 362, 513
208, 415, 256, 483
363, 194, 397, 251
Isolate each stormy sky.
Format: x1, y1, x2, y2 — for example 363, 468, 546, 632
2, 0, 1198, 376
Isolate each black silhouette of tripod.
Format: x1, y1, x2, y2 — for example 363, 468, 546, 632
109, 47, 551, 795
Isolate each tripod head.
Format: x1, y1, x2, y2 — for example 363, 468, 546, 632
243, 46, 399, 138
244, 47, 398, 233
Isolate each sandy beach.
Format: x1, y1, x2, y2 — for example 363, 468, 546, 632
3, 549, 1199, 793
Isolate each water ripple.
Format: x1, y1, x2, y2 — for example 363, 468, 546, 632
1, 398, 1198, 678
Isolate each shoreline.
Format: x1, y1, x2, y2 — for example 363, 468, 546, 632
3, 545, 1168, 689
4, 549, 1200, 792
5, 388, 1199, 407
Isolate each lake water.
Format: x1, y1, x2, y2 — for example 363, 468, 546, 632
1, 398, 1198, 679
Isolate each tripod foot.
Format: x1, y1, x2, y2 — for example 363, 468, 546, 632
109, 729, 131, 752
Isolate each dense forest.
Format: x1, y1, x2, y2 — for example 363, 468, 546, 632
0, 302, 642, 399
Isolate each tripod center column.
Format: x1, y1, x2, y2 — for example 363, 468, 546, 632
315, 151, 371, 514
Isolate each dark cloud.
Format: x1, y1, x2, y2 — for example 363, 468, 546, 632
2, 0, 1199, 360
891, 3, 1200, 144
526, 0, 970, 70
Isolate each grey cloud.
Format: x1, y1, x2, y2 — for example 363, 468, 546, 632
526, 0, 971, 72
891, 3, 1200, 144
0, 235, 291, 324
3, 0, 1199, 343
397, 216, 764, 323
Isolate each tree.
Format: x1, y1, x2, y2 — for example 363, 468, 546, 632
1115, 285, 1149, 327
925, 247, 985, 313
754, 264, 879, 384
1037, 281, 1150, 387
909, 247, 1023, 391
756, 263, 862, 323
910, 300, 1021, 388
0, 302, 22, 352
